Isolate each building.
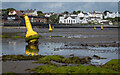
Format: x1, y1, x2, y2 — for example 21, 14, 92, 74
105, 12, 116, 19
4, 15, 22, 25
44, 12, 54, 17
8, 10, 22, 16
8, 10, 17, 15
59, 16, 77, 24
23, 9, 38, 16
21, 16, 48, 23
59, 11, 103, 24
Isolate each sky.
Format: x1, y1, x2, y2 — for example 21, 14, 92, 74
2, 2, 119, 13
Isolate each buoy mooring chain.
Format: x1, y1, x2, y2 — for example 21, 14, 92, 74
24, 14, 40, 44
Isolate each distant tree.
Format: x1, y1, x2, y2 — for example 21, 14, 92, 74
38, 13, 44, 17
2, 9, 7, 15
104, 10, 110, 16
64, 11, 69, 14
57, 14, 63, 20
37, 11, 43, 14
49, 14, 58, 23
5, 8, 16, 15
72, 11, 77, 14
76, 10, 83, 14
76, 10, 81, 14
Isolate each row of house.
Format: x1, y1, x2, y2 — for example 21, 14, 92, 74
59, 11, 119, 24
8, 9, 38, 16
2, 9, 48, 25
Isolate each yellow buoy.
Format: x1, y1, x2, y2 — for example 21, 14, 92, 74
101, 25, 103, 30
49, 24, 53, 32
52, 26, 54, 29
94, 26, 96, 30
24, 14, 39, 43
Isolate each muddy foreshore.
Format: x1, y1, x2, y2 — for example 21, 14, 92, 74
1, 27, 119, 74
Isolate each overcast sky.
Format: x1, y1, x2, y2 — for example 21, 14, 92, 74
2, 2, 118, 13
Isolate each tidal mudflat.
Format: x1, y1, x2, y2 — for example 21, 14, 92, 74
1, 27, 120, 73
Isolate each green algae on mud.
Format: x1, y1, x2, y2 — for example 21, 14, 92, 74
0, 34, 24, 38
30, 59, 120, 73
101, 59, 120, 72
2, 55, 92, 64
29, 64, 119, 73
2, 55, 120, 73
2, 55, 44, 61
34, 55, 92, 64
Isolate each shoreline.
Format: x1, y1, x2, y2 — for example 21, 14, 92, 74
0, 24, 119, 29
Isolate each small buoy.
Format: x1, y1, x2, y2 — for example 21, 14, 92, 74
101, 25, 103, 30
52, 26, 54, 29
94, 26, 96, 30
49, 24, 53, 32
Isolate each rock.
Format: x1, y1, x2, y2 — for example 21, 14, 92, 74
64, 44, 68, 46
95, 45, 99, 47
81, 44, 84, 46
93, 55, 107, 59
85, 44, 88, 46
93, 55, 101, 59
84, 56, 92, 62
70, 54, 74, 57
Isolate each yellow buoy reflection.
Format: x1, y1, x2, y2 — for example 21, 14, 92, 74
25, 43, 39, 56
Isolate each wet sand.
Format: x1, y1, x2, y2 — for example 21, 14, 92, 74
2, 27, 119, 73
2, 61, 42, 73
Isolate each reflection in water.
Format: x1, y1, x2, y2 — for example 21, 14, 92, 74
25, 43, 39, 56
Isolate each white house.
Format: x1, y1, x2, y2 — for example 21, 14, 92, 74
44, 12, 54, 17
115, 12, 120, 17
23, 9, 38, 16
78, 12, 84, 17
105, 12, 116, 19
44, 13, 51, 17
59, 16, 77, 24
8, 10, 17, 15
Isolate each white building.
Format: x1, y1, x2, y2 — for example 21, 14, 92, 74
23, 9, 38, 16
44, 12, 54, 17
115, 12, 120, 17
8, 10, 17, 15
59, 16, 77, 24
59, 11, 109, 24
105, 12, 116, 19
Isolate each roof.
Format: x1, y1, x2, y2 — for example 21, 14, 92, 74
9, 10, 16, 13
64, 16, 76, 19
24, 9, 36, 13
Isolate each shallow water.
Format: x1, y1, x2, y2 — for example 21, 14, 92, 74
2, 38, 119, 65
